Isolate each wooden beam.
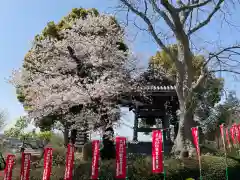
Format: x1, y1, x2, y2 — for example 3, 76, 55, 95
138, 105, 165, 110
137, 127, 162, 132
131, 91, 177, 97
137, 110, 164, 118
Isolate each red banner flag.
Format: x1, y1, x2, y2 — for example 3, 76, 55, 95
225, 128, 231, 148
191, 127, 200, 156
64, 143, 75, 180
237, 124, 240, 143
42, 148, 53, 180
4, 154, 15, 180
220, 124, 226, 148
230, 126, 236, 144
20, 153, 31, 180
91, 140, 100, 179
220, 124, 224, 138
233, 123, 239, 143
152, 130, 164, 174
115, 136, 127, 179
191, 127, 203, 179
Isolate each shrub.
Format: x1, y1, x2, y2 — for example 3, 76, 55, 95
52, 147, 66, 166
11, 165, 65, 180
10, 155, 240, 180
72, 155, 240, 180
30, 166, 65, 180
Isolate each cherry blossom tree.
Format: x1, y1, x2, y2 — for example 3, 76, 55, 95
10, 12, 137, 143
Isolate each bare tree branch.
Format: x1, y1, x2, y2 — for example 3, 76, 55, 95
177, 0, 212, 12
144, 0, 148, 15
210, 69, 240, 74
119, 0, 176, 61
203, 45, 240, 68
150, 0, 175, 32
193, 45, 240, 93
188, 0, 225, 35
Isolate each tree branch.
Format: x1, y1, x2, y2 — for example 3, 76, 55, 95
177, 0, 212, 12
144, 0, 148, 15
150, 0, 176, 32
192, 71, 207, 93
203, 45, 240, 68
67, 46, 92, 77
119, 0, 176, 61
193, 45, 240, 93
210, 69, 240, 74
188, 0, 224, 35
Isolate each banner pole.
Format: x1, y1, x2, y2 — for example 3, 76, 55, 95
225, 128, 231, 152
197, 127, 202, 180
126, 138, 128, 180
220, 124, 229, 180
192, 126, 202, 180
99, 140, 103, 180
161, 129, 166, 180
98, 140, 100, 180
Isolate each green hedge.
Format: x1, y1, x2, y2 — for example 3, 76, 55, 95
72, 155, 240, 180
10, 155, 240, 180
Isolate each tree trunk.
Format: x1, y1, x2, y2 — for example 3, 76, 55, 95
100, 124, 115, 160
63, 126, 69, 147
172, 104, 197, 158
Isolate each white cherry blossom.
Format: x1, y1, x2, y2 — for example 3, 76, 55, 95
11, 14, 137, 130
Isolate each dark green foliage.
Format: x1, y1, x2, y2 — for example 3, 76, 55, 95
42, 21, 60, 39
0, 153, 6, 171
16, 87, 25, 103
116, 41, 128, 52
73, 156, 240, 180
203, 91, 240, 132
36, 115, 57, 131
34, 8, 99, 41
146, 45, 224, 127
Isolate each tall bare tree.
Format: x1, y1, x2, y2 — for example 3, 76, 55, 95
118, 0, 240, 156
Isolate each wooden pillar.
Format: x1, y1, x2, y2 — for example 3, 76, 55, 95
163, 102, 171, 145
133, 108, 139, 141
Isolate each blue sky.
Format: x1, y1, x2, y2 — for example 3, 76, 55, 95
1, 0, 240, 138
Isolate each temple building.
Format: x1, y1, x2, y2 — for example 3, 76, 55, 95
120, 69, 179, 145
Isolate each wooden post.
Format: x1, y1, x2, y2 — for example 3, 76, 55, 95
133, 107, 139, 141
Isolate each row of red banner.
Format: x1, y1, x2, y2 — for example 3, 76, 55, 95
3, 129, 201, 180
3, 135, 164, 180
91, 137, 128, 179
4, 145, 75, 180
220, 123, 240, 147
3, 148, 54, 180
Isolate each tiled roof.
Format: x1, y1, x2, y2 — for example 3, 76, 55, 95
140, 85, 176, 91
